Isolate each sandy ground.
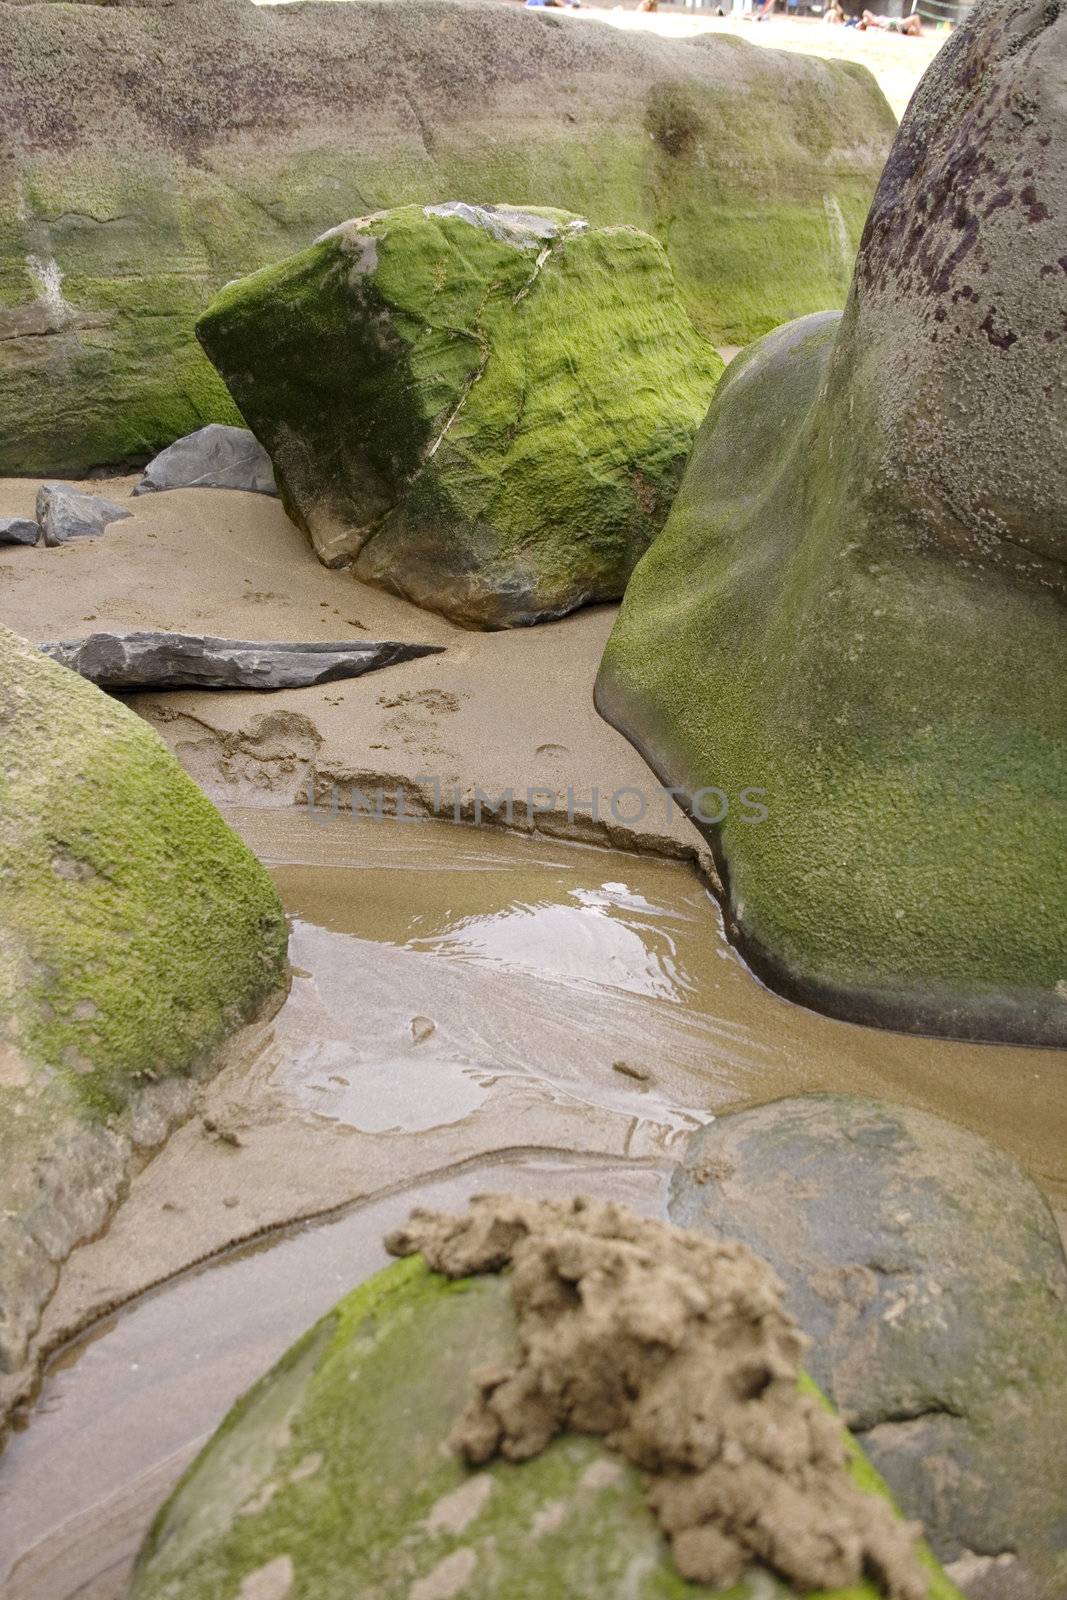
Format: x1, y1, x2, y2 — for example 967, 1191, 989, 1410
0, 476, 710, 861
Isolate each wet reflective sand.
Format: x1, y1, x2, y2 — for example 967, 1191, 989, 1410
259, 811, 1067, 1218
1, 809, 1063, 1599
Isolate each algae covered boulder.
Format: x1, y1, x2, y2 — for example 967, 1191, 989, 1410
671, 1096, 1067, 1600
596, 0, 1067, 1044
130, 1253, 962, 1600
0, 0, 894, 475
196, 202, 724, 628
0, 624, 287, 1377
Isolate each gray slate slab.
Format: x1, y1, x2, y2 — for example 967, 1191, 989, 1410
36, 483, 133, 545
133, 425, 277, 496
0, 517, 39, 546
38, 631, 443, 690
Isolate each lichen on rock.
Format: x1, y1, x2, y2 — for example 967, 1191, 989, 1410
195, 202, 724, 628
386, 1195, 928, 1598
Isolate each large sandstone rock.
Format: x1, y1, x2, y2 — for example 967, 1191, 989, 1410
129, 1256, 961, 1600
670, 1097, 1067, 1600
196, 203, 723, 626
0, 624, 287, 1382
0, 0, 894, 475
596, 0, 1067, 1044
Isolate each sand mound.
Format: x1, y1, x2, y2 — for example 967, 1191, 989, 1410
386, 1193, 927, 1598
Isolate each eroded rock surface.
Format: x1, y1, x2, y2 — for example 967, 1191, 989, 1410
0, 0, 894, 474
39, 631, 443, 691
596, 0, 1067, 1043
669, 1097, 1067, 1600
197, 204, 723, 626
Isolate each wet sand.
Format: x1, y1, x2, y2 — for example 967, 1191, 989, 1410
1, 811, 1064, 1598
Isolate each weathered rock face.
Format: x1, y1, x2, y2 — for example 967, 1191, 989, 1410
197, 204, 724, 627
40, 631, 444, 690
0, 624, 288, 1378
596, 0, 1067, 1044
0, 515, 37, 545
35, 481, 132, 544
129, 1256, 961, 1600
669, 1097, 1067, 1600
133, 424, 277, 496
0, 0, 895, 475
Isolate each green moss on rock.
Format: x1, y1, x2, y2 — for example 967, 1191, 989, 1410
0, 0, 895, 474
130, 1257, 962, 1600
0, 625, 287, 1102
596, 0, 1067, 1045
197, 204, 724, 628
0, 624, 287, 1375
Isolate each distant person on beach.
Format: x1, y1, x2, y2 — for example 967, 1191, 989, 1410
755, 0, 776, 18
859, 7, 924, 30
824, 1, 847, 20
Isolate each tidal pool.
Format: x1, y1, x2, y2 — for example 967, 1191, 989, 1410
1, 808, 1063, 1599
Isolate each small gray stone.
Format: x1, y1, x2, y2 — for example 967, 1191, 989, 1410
38, 631, 443, 690
133, 425, 277, 497
669, 1095, 1067, 1600
35, 483, 132, 545
0, 517, 39, 546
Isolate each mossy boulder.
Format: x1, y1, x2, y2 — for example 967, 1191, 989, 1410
671, 1096, 1067, 1600
196, 203, 724, 627
0, 0, 894, 475
130, 1255, 962, 1600
0, 625, 287, 1378
596, 0, 1067, 1044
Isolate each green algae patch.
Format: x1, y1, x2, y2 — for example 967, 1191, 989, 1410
0, 623, 288, 1375
0, 625, 288, 1107
0, 0, 894, 474
197, 203, 724, 628
596, 308, 1067, 1045
130, 1256, 963, 1600
597, 0, 1067, 1047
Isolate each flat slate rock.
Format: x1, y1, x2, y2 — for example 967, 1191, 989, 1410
35, 482, 132, 544
0, 516, 38, 545
133, 423, 277, 497
38, 631, 443, 690
669, 1094, 1067, 1600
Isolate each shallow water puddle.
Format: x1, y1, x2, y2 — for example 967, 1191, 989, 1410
1, 807, 1064, 1598
249, 809, 1067, 1215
